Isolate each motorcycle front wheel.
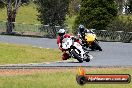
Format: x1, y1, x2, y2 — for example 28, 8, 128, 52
90, 42, 102, 51
71, 49, 83, 63
94, 42, 102, 51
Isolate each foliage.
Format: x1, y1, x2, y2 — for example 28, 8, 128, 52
65, 15, 77, 33
73, 0, 118, 34
35, 0, 69, 26
106, 15, 132, 32
127, 0, 132, 14
68, 0, 80, 17
115, 0, 124, 14
0, 0, 30, 8
0, 0, 5, 8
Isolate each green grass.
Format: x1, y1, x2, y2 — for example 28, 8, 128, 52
0, 68, 131, 88
16, 3, 40, 24
0, 3, 40, 24
0, 43, 61, 64
0, 8, 7, 22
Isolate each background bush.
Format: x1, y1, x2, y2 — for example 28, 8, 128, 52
106, 15, 132, 32
73, 0, 118, 34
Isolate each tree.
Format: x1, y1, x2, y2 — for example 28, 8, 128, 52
115, 0, 124, 14
0, 0, 29, 34
0, 0, 5, 8
68, 0, 80, 17
34, 0, 69, 37
73, 0, 118, 33
115, 0, 132, 14
126, 0, 132, 14
35, 0, 69, 26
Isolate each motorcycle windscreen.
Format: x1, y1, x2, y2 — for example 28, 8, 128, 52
85, 33, 96, 42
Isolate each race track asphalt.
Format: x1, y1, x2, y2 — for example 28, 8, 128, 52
0, 35, 132, 67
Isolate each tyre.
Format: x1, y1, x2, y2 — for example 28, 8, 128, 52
84, 52, 90, 62
71, 49, 83, 63
93, 42, 102, 51
85, 58, 90, 62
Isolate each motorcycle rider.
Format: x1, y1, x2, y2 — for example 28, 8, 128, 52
57, 29, 81, 60
78, 24, 95, 44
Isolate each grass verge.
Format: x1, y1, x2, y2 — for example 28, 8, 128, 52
0, 43, 61, 64
0, 68, 131, 88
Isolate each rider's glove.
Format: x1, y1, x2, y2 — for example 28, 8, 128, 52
59, 47, 63, 51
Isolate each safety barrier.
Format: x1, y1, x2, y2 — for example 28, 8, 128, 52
95, 30, 132, 43
0, 21, 132, 42
0, 21, 69, 38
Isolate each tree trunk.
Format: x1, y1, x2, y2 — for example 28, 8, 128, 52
6, 0, 21, 34
6, 10, 14, 33
6, 11, 16, 34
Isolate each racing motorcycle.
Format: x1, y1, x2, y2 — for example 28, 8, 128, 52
61, 37, 93, 63
84, 32, 102, 51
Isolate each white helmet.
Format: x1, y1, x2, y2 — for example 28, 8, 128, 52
58, 29, 66, 36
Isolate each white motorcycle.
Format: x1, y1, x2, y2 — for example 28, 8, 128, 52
62, 37, 93, 63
